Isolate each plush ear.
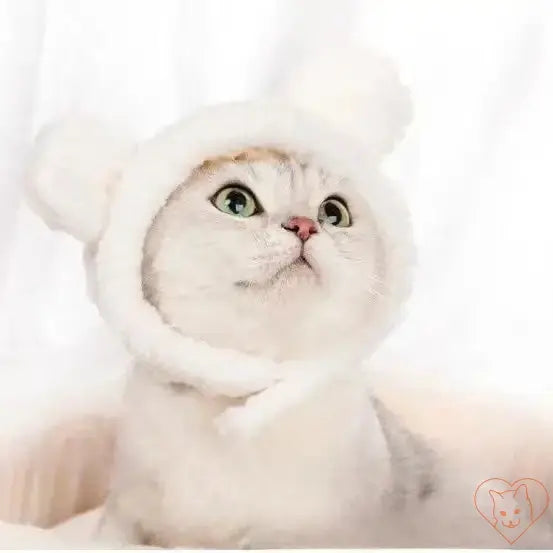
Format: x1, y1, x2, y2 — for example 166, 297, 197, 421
275, 46, 412, 160
26, 118, 133, 243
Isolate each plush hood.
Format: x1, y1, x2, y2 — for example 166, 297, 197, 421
26, 47, 414, 415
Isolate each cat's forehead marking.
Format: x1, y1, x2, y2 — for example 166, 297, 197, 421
191, 147, 291, 178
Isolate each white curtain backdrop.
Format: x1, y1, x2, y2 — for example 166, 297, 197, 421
1, 0, 552, 425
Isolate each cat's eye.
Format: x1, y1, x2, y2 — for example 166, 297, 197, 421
211, 183, 262, 218
514, 509, 520, 514
500, 511, 507, 516
318, 196, 351, 227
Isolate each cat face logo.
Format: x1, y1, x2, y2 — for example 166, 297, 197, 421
474, 478, 550, 544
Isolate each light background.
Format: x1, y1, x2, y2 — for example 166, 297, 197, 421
0, 0, 552, 423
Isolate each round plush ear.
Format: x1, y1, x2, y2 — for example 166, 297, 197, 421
275, 46, 412, 160
26, 118, 133, 243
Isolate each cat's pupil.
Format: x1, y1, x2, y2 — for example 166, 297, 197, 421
324, 202, 342, 225
225, 190, 247, 214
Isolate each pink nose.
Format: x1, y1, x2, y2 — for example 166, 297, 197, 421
283, 216, 318, 241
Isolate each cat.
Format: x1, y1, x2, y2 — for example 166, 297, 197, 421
98, 147, 396, 547
490, 485, 534, 543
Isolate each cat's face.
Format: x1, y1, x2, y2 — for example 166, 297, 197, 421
142, 148, 384, 362
490, 485, 533, 529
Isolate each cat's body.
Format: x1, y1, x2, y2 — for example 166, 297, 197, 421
102, 368, 389, 547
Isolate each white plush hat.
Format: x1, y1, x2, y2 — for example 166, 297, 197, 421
26, 47, 413, 432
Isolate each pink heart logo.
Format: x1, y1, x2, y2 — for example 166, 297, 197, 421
474, 478, 550, 544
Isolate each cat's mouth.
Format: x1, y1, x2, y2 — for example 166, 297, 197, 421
295, 254, 312, 269
235, 253, 317, 289
502, 520, 520, 528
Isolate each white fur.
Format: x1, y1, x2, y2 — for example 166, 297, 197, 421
102, 369, 392, 547
26, 118, 133, 243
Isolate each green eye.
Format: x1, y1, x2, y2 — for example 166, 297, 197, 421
211, 183, 261, 217
318, 196, 352, 227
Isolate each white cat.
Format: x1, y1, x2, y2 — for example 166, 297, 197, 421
97, 148, 395, 547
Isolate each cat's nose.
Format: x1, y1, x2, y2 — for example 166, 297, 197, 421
282, 216, 318, 241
